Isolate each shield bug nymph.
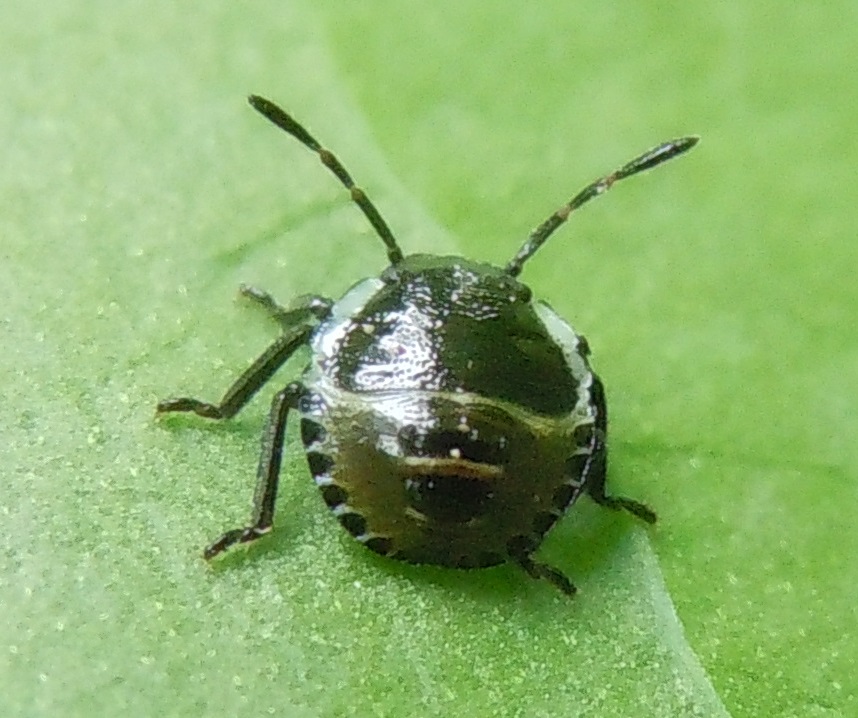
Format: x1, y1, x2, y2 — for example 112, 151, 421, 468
157, 94, 697, 595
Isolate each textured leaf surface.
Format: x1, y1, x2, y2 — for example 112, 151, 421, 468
2, 2, 855, 716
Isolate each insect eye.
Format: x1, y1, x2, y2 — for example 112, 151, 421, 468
405, 475, 494, 524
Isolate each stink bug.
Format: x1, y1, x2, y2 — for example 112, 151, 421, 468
157, 95, 697, 595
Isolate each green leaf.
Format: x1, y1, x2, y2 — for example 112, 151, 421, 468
2, 2, 854, 717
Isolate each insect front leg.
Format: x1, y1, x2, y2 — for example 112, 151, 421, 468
203, 382, 305, 559
240, 284, 332, 330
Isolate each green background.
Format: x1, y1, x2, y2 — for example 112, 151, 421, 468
2, 2, 855, 716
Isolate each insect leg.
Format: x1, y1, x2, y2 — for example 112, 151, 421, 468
156, 321, 313, 420
203, 382, 304, 559
586, 374, 657, 523
240, 284, 332, 330
507, 536, 576, 595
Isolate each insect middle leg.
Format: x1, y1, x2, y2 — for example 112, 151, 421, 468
585, 374, 657, 524
156, 322, 313, 420
156, 290, 330, 420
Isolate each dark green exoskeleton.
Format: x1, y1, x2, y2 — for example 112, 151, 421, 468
157, 95, 697, 595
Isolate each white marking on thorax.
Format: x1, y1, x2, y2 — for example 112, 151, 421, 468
533, 301, 594, 420
311, 277, 385, 362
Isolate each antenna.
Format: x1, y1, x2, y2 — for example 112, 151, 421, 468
249, 95, 404, 266
505, 136, 699, 277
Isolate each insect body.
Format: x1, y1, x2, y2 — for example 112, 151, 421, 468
157, 95, 697, 595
